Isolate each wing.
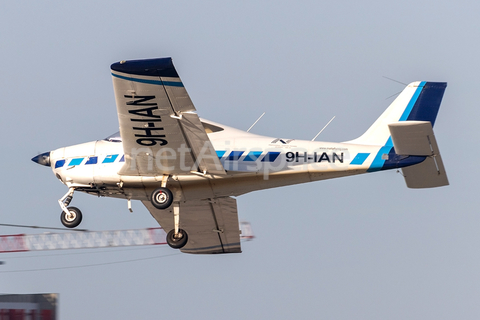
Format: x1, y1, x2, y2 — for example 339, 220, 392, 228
142, 197, 242, 254
111, 58, 225, 176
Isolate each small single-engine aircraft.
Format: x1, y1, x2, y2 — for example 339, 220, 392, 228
31, 58, 449, 254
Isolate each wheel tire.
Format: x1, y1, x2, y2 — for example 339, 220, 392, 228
166, 229, 188, 249
151, 187, 173, 209
60, 206, 83, 228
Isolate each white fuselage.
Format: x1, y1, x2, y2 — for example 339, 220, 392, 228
48, 119, 403, 203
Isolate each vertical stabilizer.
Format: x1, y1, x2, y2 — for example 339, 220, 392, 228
348, 81, 447, 146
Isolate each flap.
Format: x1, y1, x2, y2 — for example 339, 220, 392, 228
142, 197, 242, 254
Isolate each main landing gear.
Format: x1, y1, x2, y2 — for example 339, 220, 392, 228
150, 178, 188, 250
166, 228, 188, 249
150, 187, 173, 210
59, 187, 83, 228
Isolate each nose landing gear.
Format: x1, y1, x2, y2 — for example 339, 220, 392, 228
59, 188, 83, 228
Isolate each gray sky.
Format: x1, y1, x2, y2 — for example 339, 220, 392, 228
1, 0, 479, 319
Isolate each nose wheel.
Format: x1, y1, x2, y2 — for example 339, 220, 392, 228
60, 206, 83, 228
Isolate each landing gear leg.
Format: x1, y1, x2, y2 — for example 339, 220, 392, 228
151, 176, 188, 248
58, 188, 83, 228
166, 202, 188, 249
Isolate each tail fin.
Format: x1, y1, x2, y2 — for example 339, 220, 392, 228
349, 81, 449, 188
348, 81, 447, 146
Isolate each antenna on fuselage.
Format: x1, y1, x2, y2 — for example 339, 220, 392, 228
246, 112, 266, 132
311, 116, 336, 141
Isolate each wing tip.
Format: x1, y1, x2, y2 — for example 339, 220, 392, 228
111, 57, 178, 78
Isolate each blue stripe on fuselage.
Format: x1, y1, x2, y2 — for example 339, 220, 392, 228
350, 153, 370, 165
367, 146, 393, 172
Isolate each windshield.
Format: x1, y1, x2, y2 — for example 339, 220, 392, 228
104, 131, 122, 142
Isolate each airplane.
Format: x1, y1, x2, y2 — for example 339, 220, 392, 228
31, 57, 449, 254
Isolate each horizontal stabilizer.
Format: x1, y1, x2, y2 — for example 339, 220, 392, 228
388, 121, 449, 188
389, 121, 437, 155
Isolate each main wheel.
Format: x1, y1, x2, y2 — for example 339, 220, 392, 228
166, 229, 188, 249
60, 206, 83, 228
151, 187, 173, 209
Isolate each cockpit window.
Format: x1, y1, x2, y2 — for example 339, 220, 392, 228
104, 131, 122, 142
